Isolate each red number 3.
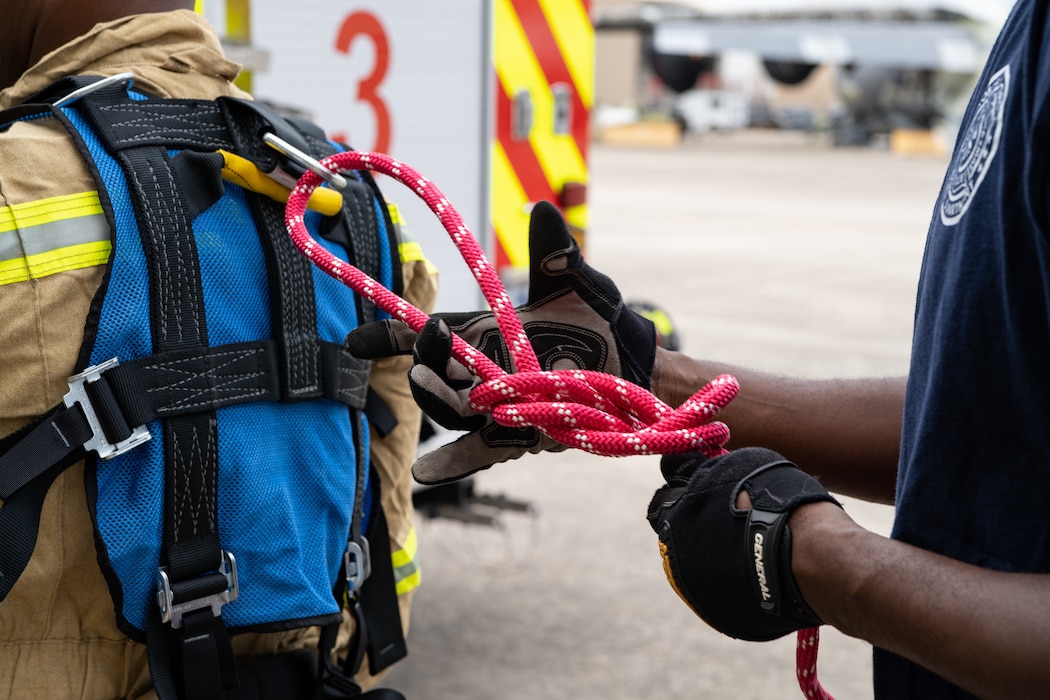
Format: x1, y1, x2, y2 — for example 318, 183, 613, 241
335, 11, 392, 154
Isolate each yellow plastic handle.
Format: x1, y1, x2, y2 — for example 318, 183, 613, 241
218, 150, 343, 217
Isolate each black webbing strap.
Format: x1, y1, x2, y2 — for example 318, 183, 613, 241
0, 461, 70, 597
278, 116, 400, 688
250, 193, 325, 399
0, 405, 90, 502
363, 389, 399, 439
103, 340, 371, 425
293, 124, 386, 326
0, 407, 91, 602
74, 85, 234, 700
349, 411, 370, 574
0, 338, 370, 609
216, 97, 331, 401
146, 605, 238, 700
61, 86, 238, 154
319, 179, 382, 326
287, 124, 401, 307
229, 645, 408, 700
63, 84, 388, 400
0, 342, 368, 496
359, 507, 408, 675
180, 607, 239, 698
338, 182, 382, 325
321, 406, 373, 693
17, 75, 398, 307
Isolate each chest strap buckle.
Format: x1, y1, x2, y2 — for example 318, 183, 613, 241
63, 358, 151, 459
156, 550, 240, 629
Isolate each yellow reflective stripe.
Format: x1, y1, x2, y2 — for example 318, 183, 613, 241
563, 202, 589, 231
387, 202, 407, 228
0, 240, 112, 285
395, 568, 421, 596
0, 191, 103, 232
495, 0, 587, 185
391, 526, 418, 569
538, 0, 594, 107
491, 142, 531, 269
392, 526, 421, 595
0, 192, 111, 286
398, 241, 426, 264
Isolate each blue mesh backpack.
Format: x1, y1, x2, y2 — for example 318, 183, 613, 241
0, 73, 408, 700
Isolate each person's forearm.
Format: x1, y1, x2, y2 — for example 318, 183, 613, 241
790, 503, 1050, 699
651, 348, 904, 503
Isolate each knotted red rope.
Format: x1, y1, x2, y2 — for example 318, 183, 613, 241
283, 150, 832, 700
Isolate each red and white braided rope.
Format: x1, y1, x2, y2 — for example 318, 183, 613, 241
284, 151, 735, 458
282, 150, 832, 699
798, 627, 833, 699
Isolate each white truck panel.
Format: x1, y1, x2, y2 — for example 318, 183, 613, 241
230, 1, 495, 312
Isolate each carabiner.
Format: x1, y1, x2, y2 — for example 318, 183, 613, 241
262, 132, 349, 190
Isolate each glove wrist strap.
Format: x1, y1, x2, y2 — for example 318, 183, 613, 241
746, 507, 824, 630
747, 508, 789, 614
740, 459, 840, 630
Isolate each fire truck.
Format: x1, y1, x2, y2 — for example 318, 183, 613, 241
201, 0, 593, 312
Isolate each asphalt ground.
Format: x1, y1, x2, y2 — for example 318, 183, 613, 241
381, 130, 951, 700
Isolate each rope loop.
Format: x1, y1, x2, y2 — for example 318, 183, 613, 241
472, 370, 737, 457
284, 150, 737, 457
283, 149, 832, 700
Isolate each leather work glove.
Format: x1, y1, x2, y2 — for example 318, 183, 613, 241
346, 200, 657, 484
647, 447, 841, 642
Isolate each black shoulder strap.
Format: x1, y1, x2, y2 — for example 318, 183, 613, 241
359, 504, 409, 675
72, 80, 235, 700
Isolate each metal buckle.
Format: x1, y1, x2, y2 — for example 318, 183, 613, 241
53, 72, 136, 108
63, 358, 151, 460
262, 131, 349, 190
344, 538, 371, 595
156, 550, 240, 629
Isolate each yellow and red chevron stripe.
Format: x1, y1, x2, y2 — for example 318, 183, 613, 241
493, 0, 593, 272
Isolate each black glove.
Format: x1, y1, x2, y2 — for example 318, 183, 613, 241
647, 447, 841, 642
346, 200, 657, 484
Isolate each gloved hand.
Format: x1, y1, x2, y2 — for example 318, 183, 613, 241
346, 200, 657, 484
647, 447, 842, 642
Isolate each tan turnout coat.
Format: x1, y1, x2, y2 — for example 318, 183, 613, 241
0, 10, 436, 698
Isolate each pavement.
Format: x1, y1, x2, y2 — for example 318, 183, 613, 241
381, 130, 951, 700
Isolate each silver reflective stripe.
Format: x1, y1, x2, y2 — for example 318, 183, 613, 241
0, 215, 107, 260
0, 192, 110, 285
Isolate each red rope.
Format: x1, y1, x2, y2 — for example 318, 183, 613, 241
798, 627, 834, 699
283, 151, 833, 697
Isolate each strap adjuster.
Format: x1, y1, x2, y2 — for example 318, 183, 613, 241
156, 550, 240, 629
63, 358, 151, 459
344, 538, 371, 594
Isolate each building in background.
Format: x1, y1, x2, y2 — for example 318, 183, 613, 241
591, 0, 1011, 147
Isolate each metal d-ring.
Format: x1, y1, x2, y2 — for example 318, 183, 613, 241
53, 72, 136, 108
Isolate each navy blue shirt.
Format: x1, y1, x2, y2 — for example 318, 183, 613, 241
877, 0, 1050, 696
